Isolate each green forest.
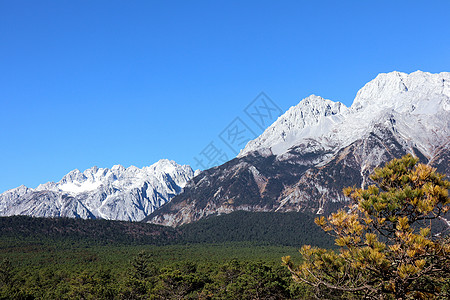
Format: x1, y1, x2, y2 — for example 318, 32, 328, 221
0, 211, 330, 299
2, 156, 449, 300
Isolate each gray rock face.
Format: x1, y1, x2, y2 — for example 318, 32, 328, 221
0, 159, 195, 221
146, 71, 450, 226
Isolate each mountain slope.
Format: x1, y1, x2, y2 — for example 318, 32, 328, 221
146, 71, 450, 226
0, 159, 195, 221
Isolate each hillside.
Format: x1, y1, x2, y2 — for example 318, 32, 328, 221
146, 71, 450, 226
0, 211, 334, 248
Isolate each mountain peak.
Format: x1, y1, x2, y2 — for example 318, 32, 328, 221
239, 94, 346, 157
60, 169, 85, 185
3, 185, 30, 195
111, 164, 125, 171
351, 70, 450, 111
301, 94, 335, 105
152, 158, 177, 169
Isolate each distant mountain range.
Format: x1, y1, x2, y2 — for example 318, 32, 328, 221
145, 71, 450, 226
0, 159, 196, 221
1, 71, 449, 226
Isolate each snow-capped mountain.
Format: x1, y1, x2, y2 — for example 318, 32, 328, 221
239, 95, 347, 157
241, 71, 449, 158
0, 159, 196, 221
146, 71, 450, 226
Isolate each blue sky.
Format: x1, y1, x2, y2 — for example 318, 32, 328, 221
1, 0, 449, 192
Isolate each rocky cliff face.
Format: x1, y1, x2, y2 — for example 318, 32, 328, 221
146, 71, 450, 226
0, 159, 195, 221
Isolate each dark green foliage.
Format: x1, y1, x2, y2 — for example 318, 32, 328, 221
207, 260, 292, 299
181, 211, 335, 248
0, 241, 311, 299
0, 211, 335, 248
0, 215, 180, 246
0, 211, 334, 298
0, 258, 13, 287
130, 251, 157, 280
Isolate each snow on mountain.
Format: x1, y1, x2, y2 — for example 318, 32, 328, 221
351, 71, 450, 111
239, 95, 347, 157
240, 71, 450, 158
0, 159, 196, 221
147, 70, 450, 227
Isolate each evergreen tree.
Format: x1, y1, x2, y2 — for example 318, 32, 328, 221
283, 154, 450, 299
0, 258, 13, 288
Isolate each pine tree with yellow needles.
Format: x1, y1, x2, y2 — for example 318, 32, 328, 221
283, 154, 450, 299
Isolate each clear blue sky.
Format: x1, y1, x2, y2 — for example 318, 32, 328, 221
1, 0, 449, 192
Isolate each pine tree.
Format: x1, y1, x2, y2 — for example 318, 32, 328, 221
283, 154, 450, 299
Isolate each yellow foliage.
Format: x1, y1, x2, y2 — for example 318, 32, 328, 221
286, 155, 450, 299
336, 237, 350, 247
419, 227, 431, 238
396, 216, 410, 231
389, 244, 401, 252
365, 233, 377, 245
314, 216, 326, 227
281, 256, 291, 265
414, 259, 426, 270
407, 249, 416, 258
398, 264, 418, 278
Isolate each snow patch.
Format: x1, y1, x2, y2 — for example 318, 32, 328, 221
59, 181, 103, 194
